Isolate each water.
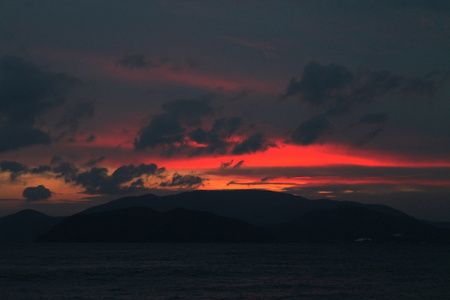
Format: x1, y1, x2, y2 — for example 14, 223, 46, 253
1, 243, 449, 299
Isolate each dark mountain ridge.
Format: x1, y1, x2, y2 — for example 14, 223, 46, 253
0, 209, 63, 242
81, 189, 409, 226
423, 220, 450, 230
2, 190, 449, 243
36, 207, 275, 243
270, 205, 450, 243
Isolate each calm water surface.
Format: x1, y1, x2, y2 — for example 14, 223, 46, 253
1, 243, 449, 299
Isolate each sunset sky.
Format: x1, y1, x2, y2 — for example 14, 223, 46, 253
1, 0, 449, 220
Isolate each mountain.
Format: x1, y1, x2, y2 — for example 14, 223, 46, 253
270, 205, 450, 243
3, 190, 448, 243
81, 189, 408, 226
0, 209, 64, 243
423, 221, 450, 230
36, 207, 275, 243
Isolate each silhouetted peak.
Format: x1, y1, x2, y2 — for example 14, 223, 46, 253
4, 209, 50, 220
37, 207, 275, 243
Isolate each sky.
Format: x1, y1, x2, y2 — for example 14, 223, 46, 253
0, 0, 449, 220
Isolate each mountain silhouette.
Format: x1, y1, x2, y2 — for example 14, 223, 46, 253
0, 209, 63, 242
81, 189, 408, 226
2, 190, 449, 243
270, 205, 450, 243
423, 221, 450, 230
36, 207, 275, 243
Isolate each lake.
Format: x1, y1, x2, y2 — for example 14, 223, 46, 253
1, 243, 449, 299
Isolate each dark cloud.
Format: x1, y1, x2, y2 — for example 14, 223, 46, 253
72, 167, 109, 194
136, 97, 213, 150
400, 77, 437, 96
282, 62, 439, 113
134, 113, 186, 150
220, 159, 244, 169
116, 54, 197, 72
365, 128, 383, 139
230, 89, 251, 102
210, 117, 242, 137
85, 156, 106, 167
30, 165, 52, 174
0, 55, 78, 120
359, 113, 389, 124
0, 55, 79, 152
160, 173, 204, 188
356, 129, 384, 146
49, 155, 63, 165
60, 101, 95, 128
22, 185, 52, 201
189, 128, 214, 148
0, 122, 51, 152
134, 98, 213, 151
0, 160, 28, 181
233, 160, 244, 168
57, 101, 95, 139
161, 98, 213, 123
0, 159, 60, 180
130, 178, 145, 188
220, 160, 234, 169
116, 54, 157, 69
86, 134, 96, 143
232, 133, 268, 155
291, 115, 330, 145
1, 157, 166, 196
283, 62, 443, 146
347, 68, 402, 107
111, 163, 164, 183
52, 160, 80, 183
135, 98, 274, 156
72, 163, 165, 195
0, 160, 27, 173
282, 62, 353, 105
190, 117, 243, 155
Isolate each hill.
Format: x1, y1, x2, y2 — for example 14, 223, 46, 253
3, 190, 449, 243
0, 209, 63, 242
270, 205, 450, 243
36, 207, 275, 243
81, 189, 408, 226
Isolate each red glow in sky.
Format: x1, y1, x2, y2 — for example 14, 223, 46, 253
1, 1, 449, 221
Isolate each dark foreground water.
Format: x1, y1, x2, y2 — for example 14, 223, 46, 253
1, 243, 449, 299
